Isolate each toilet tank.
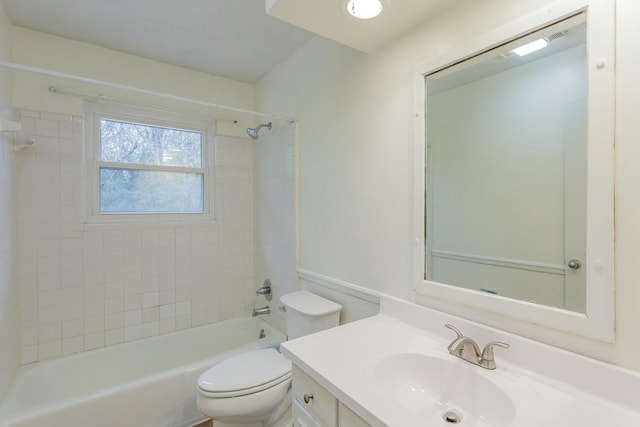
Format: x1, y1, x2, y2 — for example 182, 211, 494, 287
280, 291, 342, 340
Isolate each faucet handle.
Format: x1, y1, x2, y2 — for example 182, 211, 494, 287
481, 341, 510, 369
445, 324, 464, 339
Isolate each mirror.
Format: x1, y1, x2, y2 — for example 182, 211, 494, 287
425, 15, 587, 312
413, 0, 614, 341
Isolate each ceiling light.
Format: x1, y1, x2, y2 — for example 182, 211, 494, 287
346, 0, 383, 19
512, 38, 549, 57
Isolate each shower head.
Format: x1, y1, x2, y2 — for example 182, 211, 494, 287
246, 122, 272, 140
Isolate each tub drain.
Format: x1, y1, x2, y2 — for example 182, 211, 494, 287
443, 411, 461, 424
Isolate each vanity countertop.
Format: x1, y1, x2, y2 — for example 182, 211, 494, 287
281, 296, 640, 427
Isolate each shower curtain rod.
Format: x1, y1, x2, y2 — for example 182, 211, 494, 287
0, 60, 296, 123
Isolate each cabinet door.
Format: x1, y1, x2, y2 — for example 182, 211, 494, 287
338, 402, 371, 427
292, 366, 338, 427
293, 399, 324, 427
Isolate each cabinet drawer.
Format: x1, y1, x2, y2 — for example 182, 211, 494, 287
338, 402, 371, 427
292, 365, 337, 427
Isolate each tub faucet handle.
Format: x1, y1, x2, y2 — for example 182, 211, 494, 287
256, 279, 272, 301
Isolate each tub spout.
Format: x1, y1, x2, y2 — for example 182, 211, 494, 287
252, 306, 270, 316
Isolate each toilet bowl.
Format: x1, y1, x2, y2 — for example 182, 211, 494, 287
196, 291, 342, 426
197, 348, 292, 427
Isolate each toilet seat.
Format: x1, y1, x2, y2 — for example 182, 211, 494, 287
198, 348, 292, 398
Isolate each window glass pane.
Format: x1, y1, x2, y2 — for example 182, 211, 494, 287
100, 168, 204, 213
100, 119, 202, 167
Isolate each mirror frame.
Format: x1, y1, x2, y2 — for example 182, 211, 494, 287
412, 0, 614, 341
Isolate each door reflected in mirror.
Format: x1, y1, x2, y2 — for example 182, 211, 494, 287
425, 15, 586, 312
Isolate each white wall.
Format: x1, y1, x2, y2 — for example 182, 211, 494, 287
0, 4, 19, 401
10, 26, 255, 137
8, 28, 261, 363
256, 0, 640, 371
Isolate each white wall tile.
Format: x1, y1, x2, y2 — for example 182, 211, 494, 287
105, 297, 123, 314
124, 324, 142, 342
142, 307, 159, 323
62, 319, 83, 338
105, 328, 124, 346
159, 318, 175, 334
124, 294, 142, 311
62, 336, 83, 355
62, 302, 83, 322
124, 310, 142, 326
17, 115, 265, 363
38, 323, 61, 343
105, 282, 123, 299
38, 340, 61, 361
84, 331, 104, 350
21, 327, 37, 347
84, 316, 104, 334
159, 304, 175, 320
142, 292, 159, 308
84, 300, 104, 317
105, 312, 124, 330
176, 301, 191, 316
175, 314, 191, 330
38, 305, 61, 325
38, 289, 60, 308
159, 289, 174, 305
35, 119, 60, 137
21, 346, 38, 365
142, 321, 159, 337
192, 312, 207, 327
59, 121, 73, 139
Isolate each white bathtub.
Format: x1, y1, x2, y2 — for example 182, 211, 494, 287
0, 318, 284, 427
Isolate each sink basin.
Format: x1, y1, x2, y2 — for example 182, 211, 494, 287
374, 353, 516, 426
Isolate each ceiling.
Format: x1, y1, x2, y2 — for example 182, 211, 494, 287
267, 0, 461, 53
1, 0, 315, 83
2, 0, 464, 83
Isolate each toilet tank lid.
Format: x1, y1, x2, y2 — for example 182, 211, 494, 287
280, 290, 342, 316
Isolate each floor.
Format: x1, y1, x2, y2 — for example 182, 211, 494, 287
193, 420, 212, 427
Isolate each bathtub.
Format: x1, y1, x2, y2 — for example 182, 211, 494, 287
0, 318, 284, 427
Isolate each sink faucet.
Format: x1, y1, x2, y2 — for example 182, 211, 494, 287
445, 324, 509, 370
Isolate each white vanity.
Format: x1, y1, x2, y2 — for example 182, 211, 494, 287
281, 296, 640, 427
291, 365, 370, 427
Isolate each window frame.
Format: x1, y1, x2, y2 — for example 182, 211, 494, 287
84, 101, 216, 224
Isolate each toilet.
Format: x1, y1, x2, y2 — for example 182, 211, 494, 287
196, 290, 342, 427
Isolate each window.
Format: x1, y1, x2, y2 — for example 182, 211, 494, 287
85, 102, 214, 222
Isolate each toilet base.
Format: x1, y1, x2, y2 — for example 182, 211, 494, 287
212, 421, 261, 427
268, 406, 292, 427
198, 380, 291, 427
211, 407, 290, 427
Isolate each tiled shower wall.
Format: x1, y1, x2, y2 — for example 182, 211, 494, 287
253, 123, 297, 332
16, 110, 255, 364
0, 112, 18, 400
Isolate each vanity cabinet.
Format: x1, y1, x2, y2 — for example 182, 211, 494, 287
292, 365, 370, 427
338, 402, 370, 427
